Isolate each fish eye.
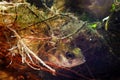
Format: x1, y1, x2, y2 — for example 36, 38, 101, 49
65, 52, 75, 59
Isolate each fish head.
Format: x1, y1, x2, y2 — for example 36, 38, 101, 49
48, 47, 86, 68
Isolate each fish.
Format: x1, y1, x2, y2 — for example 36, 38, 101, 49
42, 20, 86, 68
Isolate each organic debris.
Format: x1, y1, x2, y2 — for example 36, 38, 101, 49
0, 1, 91, 80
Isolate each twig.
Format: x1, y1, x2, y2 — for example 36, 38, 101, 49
60, 22, 86, 39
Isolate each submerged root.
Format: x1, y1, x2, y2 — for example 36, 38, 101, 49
7, 26, 56, 73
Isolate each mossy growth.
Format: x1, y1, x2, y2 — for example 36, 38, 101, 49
6, 2, 55, 29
